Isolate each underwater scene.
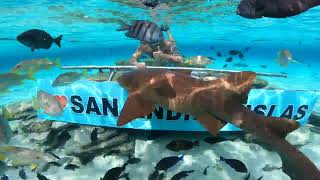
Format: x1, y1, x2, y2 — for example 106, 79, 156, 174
1, 0, 320, 179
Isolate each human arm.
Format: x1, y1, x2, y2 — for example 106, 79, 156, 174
129, 45, 146, 68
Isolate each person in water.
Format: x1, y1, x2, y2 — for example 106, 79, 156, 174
129, 25, 183, 68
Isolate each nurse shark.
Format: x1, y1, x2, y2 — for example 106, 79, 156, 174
116, 69, 320, 180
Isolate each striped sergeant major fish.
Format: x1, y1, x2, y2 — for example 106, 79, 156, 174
117, 20, 164, 44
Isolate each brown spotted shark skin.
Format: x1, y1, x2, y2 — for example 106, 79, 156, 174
116, 69, 320, 180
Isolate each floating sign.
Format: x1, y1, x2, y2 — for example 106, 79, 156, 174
36, 79, 319, 131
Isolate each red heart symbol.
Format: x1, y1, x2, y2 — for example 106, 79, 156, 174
54, 95, 67, 108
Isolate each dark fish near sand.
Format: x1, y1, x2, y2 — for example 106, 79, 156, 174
170, 170, 194, 180
101, 163, 128, 180
155, 155, 184, 171
37, 173, 50, 180
127, 155, 141, 164
143, 0, 160, 8
91, 128, 98, 144
0, 113, 12, 144
203, 166, 209, 175
223, 64, 228, 68
0, 175, 9, 180
216, 52, 222, 57
117, 20, 164, 44
17, 29, 62, 52
220, 156, 248, 173
166, 140, 199, 152
237, 0, 320, 19
225, 57, 233, 62
148, 170, 165, 180
52, 72, 84, 87
103, 149, 121, 157
19, 169, 27, 179
203, 136, 228, 144
64, 164, 80, 171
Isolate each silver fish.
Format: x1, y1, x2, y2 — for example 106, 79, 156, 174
117, 20, 164, 44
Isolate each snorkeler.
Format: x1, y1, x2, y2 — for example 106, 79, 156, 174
117, 20, 183, 68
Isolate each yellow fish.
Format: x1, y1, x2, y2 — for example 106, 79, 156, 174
0, 146, 62, 172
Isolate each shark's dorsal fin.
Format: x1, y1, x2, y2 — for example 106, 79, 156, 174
151, 78, 176, 98
117, 92, 155, 126
213, 71, 256, 104
196, 113, 226, 136
266, 117, 300, 138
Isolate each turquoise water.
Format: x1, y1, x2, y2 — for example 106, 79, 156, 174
1, 1, 320, 180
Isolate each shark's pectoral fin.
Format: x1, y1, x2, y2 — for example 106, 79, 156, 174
196, 114, 226, 136
117, 93, 154, 126
153, 80, 176, 98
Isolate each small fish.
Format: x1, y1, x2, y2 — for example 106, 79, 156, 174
0, 72, 35, 94
204, 136, 228, 144
220, 156, 248, 173
17, 29, 62, 52
19, 169, 27, 179
229, 50, 241, 55
216, 52, 222, 57
238, 52, 244, 59
11, 58, 61, 75
148, 170, 165, 180
101, 163, 128, 180
276, 49, 300, 67
209, 46, 214, 50
91, 128, 98, 144
260, 65, 267, 69
0, 113, 12, 144
262, 164, 282, 171
225, 57, 233, 62
36, 90, 65, 117
117, 20, 164, 44
52, 72, 84, 87
223, 64, 228, 68
155, 155, 184, 171
0, 146, 61, 171
233, 63, 249, 67
37, 173, 50, 180
0, 174, 9, 180
184, 56, 213, 66
127, 155, 141, 164
257, 176, 263, 180
170, 170, 194, 180
166, 140, 199, 152
207, 56, 215, 61
143, 0, 160, 8
203, 166, 209, 175
64, 164, 80, 171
